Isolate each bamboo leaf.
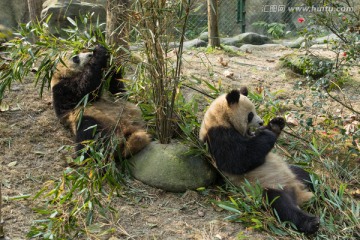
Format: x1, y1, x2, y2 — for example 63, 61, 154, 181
67, 17, 77, 27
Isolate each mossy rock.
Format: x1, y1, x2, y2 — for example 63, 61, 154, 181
129, 141, 218, 192
279, 54, 333, 79
0, 24, 12, 42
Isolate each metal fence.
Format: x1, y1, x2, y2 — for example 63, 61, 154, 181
186, 0, 308, 40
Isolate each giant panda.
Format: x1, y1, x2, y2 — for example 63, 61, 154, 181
199, 87, 320, 234
51, 45, 151, 159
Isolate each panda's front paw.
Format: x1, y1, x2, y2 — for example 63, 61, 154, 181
93, 45, 109, 58
297, 215, 320, 234
267, 117, 286, 136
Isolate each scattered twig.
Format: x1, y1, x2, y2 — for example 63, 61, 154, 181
182, 84, 215, 99
230, 60, 273, 69
326, 88, 360, 115
283, 128, 310, 144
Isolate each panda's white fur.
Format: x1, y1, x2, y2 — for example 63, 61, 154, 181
200, 88, 319, 233
225, 152, 313, 204
200, 91, 263, 139
51, 52, 93, 89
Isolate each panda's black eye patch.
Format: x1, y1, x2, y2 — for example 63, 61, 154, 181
72, 55, 80, 64
248, 112, 254, 123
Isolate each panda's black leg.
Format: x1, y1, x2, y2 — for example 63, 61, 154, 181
290, 165, 315, 192
109, 69, 126, 94
264, 188, 320, 234
108, 71, 126, 94
75, 116, 102, 155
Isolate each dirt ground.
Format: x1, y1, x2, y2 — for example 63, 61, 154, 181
0, 46, 359, 239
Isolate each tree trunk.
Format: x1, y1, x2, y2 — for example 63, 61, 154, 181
207, 0, 220, 47
106, 0, 129, 51
27, 0, 43, 22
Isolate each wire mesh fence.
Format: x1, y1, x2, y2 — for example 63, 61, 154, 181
186, 0, 313, 40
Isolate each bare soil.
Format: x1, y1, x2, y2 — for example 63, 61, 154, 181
0, 46, 359, 239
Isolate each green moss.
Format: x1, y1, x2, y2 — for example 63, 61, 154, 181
280, 54, 333, 79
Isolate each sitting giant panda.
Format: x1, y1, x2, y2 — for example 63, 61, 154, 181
51, 45, 151, 158
199, 87, 320, 234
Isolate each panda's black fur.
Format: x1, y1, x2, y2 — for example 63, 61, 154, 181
199, 87, 319, 234
51, 45, 150, 158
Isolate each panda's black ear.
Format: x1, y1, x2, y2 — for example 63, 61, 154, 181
226, 90, 240, 105
240, 87, 248, 96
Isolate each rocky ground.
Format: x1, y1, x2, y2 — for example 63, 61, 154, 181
0, 42, 359, 239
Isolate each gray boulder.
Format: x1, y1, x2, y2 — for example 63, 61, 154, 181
221, 32, 271, 47
183, 38, 207, 49
286, 34, 340, 49
129, 141, 218, 192
221, 36, 241, 47
314, 34, 340, 44
239, 43, 287, 52
282, 37, 305, 48
198, 32, 209, 42
0, 0, 27, 29
41, 0, 106, 37
223, 45, 241, 52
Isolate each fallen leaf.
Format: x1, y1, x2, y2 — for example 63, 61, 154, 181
0, 103, 10, 112
218, 57, 229, 67
285, 113, 299, 126
224, 70, 234, 78
8, 161, 17, 167
197, 210, 205, 217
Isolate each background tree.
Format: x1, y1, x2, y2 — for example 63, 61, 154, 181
207, 0, 220, 47
27, 0, 43, 22
27, 0, 44, 42
106, 0, 129, 51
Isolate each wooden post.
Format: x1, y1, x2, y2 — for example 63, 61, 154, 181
207, 0, 220, 47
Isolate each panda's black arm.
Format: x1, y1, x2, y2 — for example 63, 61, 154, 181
73, 44, 109, 96
61, 45, 109, 101
206, 127, 277, 174
89, 44, 109, 68
78, 44, 109, 92
52, 71, 103, 116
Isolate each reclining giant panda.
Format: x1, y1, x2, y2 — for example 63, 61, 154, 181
51, 45, 150, 159
199, 87, 319, 234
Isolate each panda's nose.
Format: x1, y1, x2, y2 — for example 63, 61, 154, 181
259, 121, 264, 126
88, 54, 93, 58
